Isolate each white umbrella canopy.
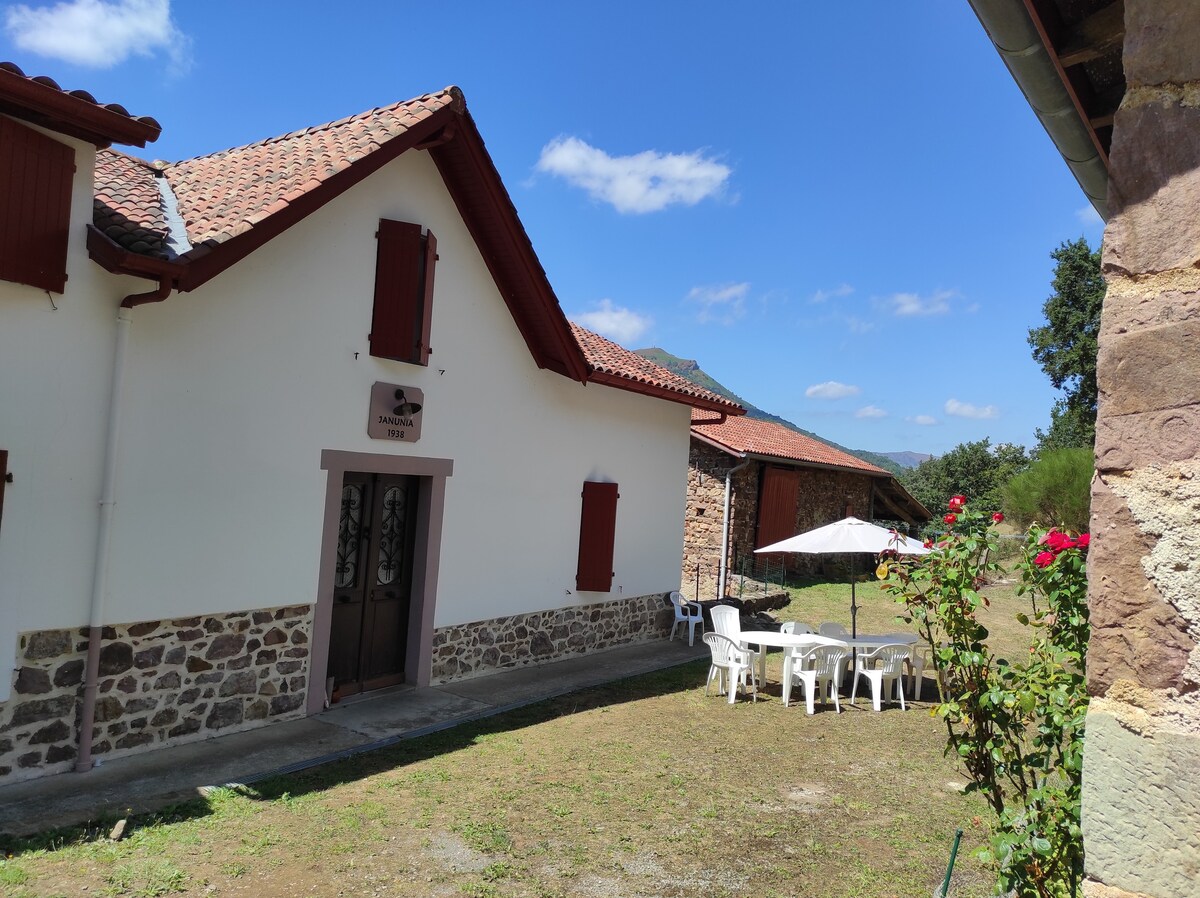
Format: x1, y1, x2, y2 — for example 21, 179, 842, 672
755, 516, 929, 636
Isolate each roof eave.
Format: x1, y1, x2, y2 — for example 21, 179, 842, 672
742, 450, 889, 478
0, 67, 160, 148
590, 370, 744, 413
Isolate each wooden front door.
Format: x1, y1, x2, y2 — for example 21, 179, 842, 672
328, 472, 420, 699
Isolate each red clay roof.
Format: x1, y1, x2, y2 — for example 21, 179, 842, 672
692, 412, 888, 474
94, 149, 169, 257
572, 324, 743, 413
0, 62, 160, 147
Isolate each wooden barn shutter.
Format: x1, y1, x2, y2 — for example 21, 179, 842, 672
0, 116, 74, 293
370, 219, 437, 363
755, 466, 801, 549
576, 481, 619, 592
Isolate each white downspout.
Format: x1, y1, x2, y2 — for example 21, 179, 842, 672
75, 305, 133, 771
717, 457, 751, 599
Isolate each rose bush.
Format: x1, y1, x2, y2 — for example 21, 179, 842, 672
884, 497, 1089, 898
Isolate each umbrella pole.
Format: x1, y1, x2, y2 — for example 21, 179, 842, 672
850, 555, 858, 639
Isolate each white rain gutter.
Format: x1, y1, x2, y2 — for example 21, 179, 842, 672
717, 457, 752, 598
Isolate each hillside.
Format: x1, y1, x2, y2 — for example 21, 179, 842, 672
634, 348, 905, 476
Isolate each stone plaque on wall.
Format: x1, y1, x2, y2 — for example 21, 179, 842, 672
367, 382, 424, 443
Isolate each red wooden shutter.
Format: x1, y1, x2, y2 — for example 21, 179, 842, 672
756, 466, 800, 549
370, 219, 423, 362
576, 481, 619, 592
417, 230, 437, 365
0, 116, 74, 293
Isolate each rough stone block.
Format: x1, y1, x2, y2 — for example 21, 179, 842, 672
227, 654, 252, 671
1088, 478, 1194, 693
203, 618, 224, 634
93, 696, 124, 723
1096, 408, 1200, 471
269, 694, 304, 715
263, 628, 287, 646
1105, 100, 1200, 275
45, 743, 76, 764
53, 659, 85, 688
255, 649, 278, 665
176, 628, 204, 641
283, 647, 308, 659
127, 621, 159, 638
115, 732, 154, 750
17, 751, 43, 768
23, 630, 72, 660
1098, 322, 1200, 418
219, 671, 258, 697
134, 646, 164, 668
28, 720, 70, 744
98, 643, 134, 675
185, 656, 213, 673
14, 667, 52, 695
116, 676, 138, 694
164, 646, 186, 665
245, 699, 269, 720
150, 708, 178, 727
168, 718, 201, 738
154, 671, 181, 690
124, 697, 158, 714
10, 694, 75, 727
177, 688, 200, 705
252, 611, 273, 625
205, 700, 243, 729
1123, 0, 1200, 86
289, 629, 308, 645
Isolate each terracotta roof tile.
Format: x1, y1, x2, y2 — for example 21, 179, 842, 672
571, 323, 742, 412
160, 89, 460, 250
692, 412, 888, 474
93, 149, 170, 257
0, 61, 160, 147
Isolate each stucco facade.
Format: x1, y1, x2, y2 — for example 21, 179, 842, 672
0, 93, 720, 783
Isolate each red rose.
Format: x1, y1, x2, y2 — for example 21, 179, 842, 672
923, 538, 934, 549
1076, 533, 1091, 548
948, 495, 966, 510
992, 512, 1004, 523
944, 513, 957, 525
1034, 551, 1056, 568
1045, 530, 1071, 551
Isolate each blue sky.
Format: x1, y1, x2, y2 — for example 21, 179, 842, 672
1, 0, 1104, 456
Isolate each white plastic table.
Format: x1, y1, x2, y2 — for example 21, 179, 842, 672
739, 631, 847, 704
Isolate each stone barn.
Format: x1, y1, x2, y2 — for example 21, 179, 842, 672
683, 413, 928, 599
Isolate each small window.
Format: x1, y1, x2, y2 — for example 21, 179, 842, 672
369, 219, 437, 364
0, 117, 74, 294
576, 481, 619, 592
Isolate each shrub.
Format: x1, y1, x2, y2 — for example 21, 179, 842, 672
1003, 448, 1092, 533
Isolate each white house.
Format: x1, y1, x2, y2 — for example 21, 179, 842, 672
0, 66, 740, 783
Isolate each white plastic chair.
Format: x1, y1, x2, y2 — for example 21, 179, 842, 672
709, 604, 762, 671
779, 621, 814, 635
850, 643, 911, 711
668, 591, 705, 646
702, 632, 758, 704
817, 622, 849, 638
788, 644, 850, 714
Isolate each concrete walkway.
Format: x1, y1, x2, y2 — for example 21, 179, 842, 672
0, 637, 707, 837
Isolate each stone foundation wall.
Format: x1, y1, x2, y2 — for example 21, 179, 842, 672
430, 592, 673, 684
0, 604, 312, 784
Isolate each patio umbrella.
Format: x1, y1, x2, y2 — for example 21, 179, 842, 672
755, 516, 929, 637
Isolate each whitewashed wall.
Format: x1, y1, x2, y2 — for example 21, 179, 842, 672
104, 149, 691, 636
0, 124, 145, 701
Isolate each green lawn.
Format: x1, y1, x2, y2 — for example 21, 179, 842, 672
0, 577, 1034, 898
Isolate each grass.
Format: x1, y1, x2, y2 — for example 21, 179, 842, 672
0, 576, 1036, 897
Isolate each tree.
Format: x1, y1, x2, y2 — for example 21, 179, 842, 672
1003, 448, 1093, 533
901, 439, 1028, 520
1028, 238, 1104, 451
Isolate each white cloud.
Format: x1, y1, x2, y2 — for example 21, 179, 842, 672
5, 0, 191, 71
810, 283, 853, 303
1076, 204, 1104, 227
846, 316, 876, 334
855, 405, 887, 419
805, 381, 861, 400
536, 136, 731, 214
572, 299, 652, 345
909, 415, 939, 426
888, 289, 957, 317
686, 282, 749, 325
945, 398, 999, 420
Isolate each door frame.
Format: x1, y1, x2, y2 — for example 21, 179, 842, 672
308, 450, 453, 714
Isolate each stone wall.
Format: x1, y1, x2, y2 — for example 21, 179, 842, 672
1083, 3, 1200, 896
429, 592, 672, 683
0, 604, 312, 784
683, 442, 882, 599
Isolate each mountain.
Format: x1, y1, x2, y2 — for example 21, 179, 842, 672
634, 348, 906, 476
878, 451, 932, 469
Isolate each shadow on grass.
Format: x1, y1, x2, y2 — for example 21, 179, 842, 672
0, 658, 710, 858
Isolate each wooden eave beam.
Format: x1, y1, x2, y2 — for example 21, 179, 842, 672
1055, 1, 1125, 68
